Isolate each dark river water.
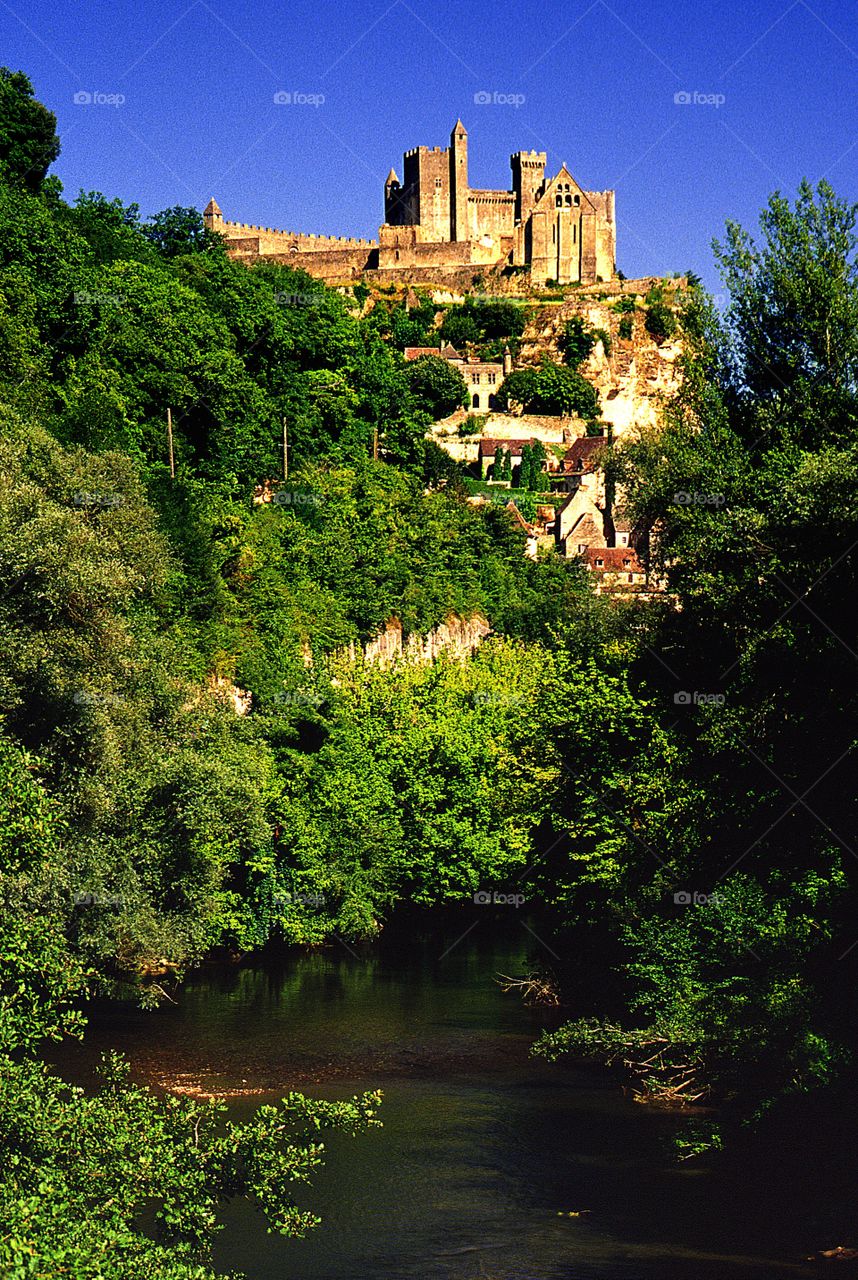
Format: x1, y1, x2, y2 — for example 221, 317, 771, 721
54, 915, 849, 1279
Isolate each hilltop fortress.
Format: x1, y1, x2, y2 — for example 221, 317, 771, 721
204, 120, 616, 287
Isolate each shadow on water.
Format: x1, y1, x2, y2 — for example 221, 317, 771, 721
53, 911, 856, 1279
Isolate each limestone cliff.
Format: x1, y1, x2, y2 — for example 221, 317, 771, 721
345, 614, 491, 667
516, 277, 687, 438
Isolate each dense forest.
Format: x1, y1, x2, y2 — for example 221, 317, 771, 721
2, 64, 858, 1277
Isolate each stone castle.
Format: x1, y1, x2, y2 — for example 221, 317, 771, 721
204, 120, 616, 287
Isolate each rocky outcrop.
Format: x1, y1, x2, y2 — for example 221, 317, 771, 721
347, 613, 491, 667
516, 277, 687, 439
209, 676, 253, 715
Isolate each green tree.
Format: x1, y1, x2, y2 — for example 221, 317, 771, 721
713, 178, 858, 447
403, 354, 468, 419
645, 301, 676, 341
559, 316, 596, 367
496, 360, 599, 419
0, 740, 381, 1280
142, 206, 224, 258
0, 68, 59, 192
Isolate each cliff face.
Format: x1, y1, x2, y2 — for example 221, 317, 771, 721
516, 277, 687, 438
347, 614, 491, 667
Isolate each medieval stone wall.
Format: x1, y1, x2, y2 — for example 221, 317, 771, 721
214, 218, 377, 256
466, 190, 516, 240
260, 246, 377, 280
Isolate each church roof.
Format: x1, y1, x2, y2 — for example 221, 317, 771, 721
386, 168, 399, 186
204, 197, 222, 216
452, 118, 467, 135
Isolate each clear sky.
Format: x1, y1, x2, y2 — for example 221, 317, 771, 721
3, 0, 856, 289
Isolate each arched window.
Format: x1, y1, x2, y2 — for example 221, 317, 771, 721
565, 195, 572, 206
555, 195, 562, 207
472, 393, 481, 409
574, 194, 580, 206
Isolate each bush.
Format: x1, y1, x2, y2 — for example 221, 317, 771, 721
558, 316, 596, 368
619, 315, 634, 340
403, 355, 468, 419
645, 302, 677, 341
439, 297, 526, 350
593, 326, 612, 357
496, 360, 599, 419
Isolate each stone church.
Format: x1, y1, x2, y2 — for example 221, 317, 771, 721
205, 120, 615, 286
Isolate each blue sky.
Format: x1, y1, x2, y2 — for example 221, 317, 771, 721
3, 0, 856, 289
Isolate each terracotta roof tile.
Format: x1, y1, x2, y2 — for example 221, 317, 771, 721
585, 547, 645, 572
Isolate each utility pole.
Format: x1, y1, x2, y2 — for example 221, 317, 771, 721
372, 425, 378, 461
282, 417, 288, 480
167, 408, 175, 479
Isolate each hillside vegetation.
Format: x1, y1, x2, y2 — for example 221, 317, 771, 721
2, 65, 858, 1277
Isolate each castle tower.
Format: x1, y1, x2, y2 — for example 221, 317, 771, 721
449, 119, 469, 242
510, 151, 546, 223
203, 197, 224, 232
384, 167, 404, 225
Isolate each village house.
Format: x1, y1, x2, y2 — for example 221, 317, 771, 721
404, 343, 513, 412
553, 433, 611, 554
584, 547, 648, 593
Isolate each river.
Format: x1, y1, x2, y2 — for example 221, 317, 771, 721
55, 913, 845, 1279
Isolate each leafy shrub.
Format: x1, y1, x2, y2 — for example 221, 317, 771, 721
558, 316, 596, 367
645, 302, 677, 341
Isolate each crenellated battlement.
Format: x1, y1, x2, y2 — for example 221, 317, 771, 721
405, 144, 449, 159
218, 219, 377, 250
